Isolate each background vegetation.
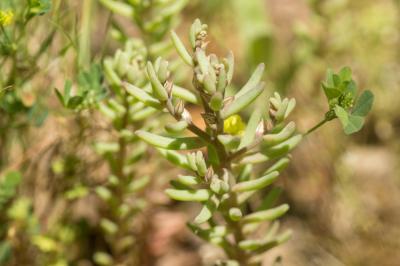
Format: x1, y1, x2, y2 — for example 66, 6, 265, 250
0, 0, 399, 265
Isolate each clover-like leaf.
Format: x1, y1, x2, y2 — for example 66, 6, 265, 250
334, 105, 365, 135
322, 83, 341, 100
339, 66, 352, 82
352, 90, 374, 117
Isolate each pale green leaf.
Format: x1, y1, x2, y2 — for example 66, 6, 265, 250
165, 189, 211, 202
136, 130, 205, 150
221, 82, 265, 119
352, 90, 374, 116
170, 30, 193, 66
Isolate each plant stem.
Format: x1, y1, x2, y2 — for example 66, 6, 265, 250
305, 118, 328, 135
79, 0, 93, 68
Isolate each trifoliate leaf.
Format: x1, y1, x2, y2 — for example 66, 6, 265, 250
352, 90, 374, 117
334, 105, 365, 135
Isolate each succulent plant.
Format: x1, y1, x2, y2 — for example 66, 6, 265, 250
126, 18, 374, 265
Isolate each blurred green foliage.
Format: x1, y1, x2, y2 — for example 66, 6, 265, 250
0, 0, 397, 265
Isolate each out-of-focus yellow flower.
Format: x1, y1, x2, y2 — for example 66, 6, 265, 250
0, 10, 14, 26
224, 115, 246, 135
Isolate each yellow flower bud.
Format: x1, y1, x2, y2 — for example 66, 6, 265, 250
224, 115, 246, 135
0, 10, 14, 26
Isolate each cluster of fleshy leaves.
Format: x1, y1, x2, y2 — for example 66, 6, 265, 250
54, 1, 192, 264
99, 0, 188, 39
322, 67, 374, 135
122, 18, 374, 264
121, 18, 314, 265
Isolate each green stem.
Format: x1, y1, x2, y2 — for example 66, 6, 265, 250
305, 118, 328, 135
79, 0, 94, 68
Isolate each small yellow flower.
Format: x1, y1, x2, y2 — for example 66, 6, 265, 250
224, 115, 246, 135
0, 10, 14, 26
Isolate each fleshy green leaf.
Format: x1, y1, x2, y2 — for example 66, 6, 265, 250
129, 176, 150, 192
242, 204, 289, 223
131, 107, 157, 121
172, 85, 199, 104
98, 0, 134, 17
124, 82, 162, 109
221, 82, 265, 119
225, 51, 234, 84
239, 230, 291, 252
171, 31, 193, 66
165, 189, 211, 202
229, 208, 243, 221
238, 109, 262, 149
263, 122, 296, 146
236, 63, 265, 98
232, 171, 279, 192
194, 199, 218, 224
165, 121, 188, 134
258, 187, 283, 211
136, 130, 205, 150
146, 62, 168, 101
262, 134, 302, 158
210, 92, 224, 111
263, 157, 290, 175
157, 149, 191, 170
195, 48, 210, 76
176, 175, 201, 186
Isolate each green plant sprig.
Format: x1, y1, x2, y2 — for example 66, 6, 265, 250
126, 18, 374, 265
123, 18, 300, 265
55, 1, 192, 264
306, 67, 374, 135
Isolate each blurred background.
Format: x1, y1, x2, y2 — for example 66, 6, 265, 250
1, 0, 400, 265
